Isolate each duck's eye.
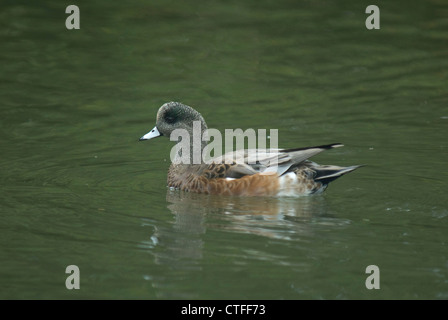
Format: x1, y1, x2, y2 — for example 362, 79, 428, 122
165, 115, 176, 124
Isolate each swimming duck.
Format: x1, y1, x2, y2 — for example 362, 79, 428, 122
140, 102, 361, 196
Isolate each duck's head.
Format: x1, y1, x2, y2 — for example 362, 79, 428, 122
139, 102, 208, 141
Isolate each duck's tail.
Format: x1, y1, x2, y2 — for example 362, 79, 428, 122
313, 165, 363, 185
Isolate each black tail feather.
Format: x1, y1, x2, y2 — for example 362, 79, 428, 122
314, 165, 363, 185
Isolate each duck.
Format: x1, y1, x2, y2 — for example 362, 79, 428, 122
139, 101, 361, 197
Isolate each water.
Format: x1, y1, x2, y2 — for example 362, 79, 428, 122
1, 0, 447, 299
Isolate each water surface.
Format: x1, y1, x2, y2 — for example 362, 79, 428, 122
1, 0, 447, 299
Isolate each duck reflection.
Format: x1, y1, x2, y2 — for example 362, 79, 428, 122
143, 190, 342, 298
166, 188, 328, 220
163, 189, 330, 245
148, 190, 330, 267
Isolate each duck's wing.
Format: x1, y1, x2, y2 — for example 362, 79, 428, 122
207, 143, 344, 178
259, 143, 344, 175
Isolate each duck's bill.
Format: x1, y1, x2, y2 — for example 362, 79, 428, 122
139, 126, 162, 141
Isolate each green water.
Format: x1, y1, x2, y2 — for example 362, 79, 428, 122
1, 0, 447, 299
